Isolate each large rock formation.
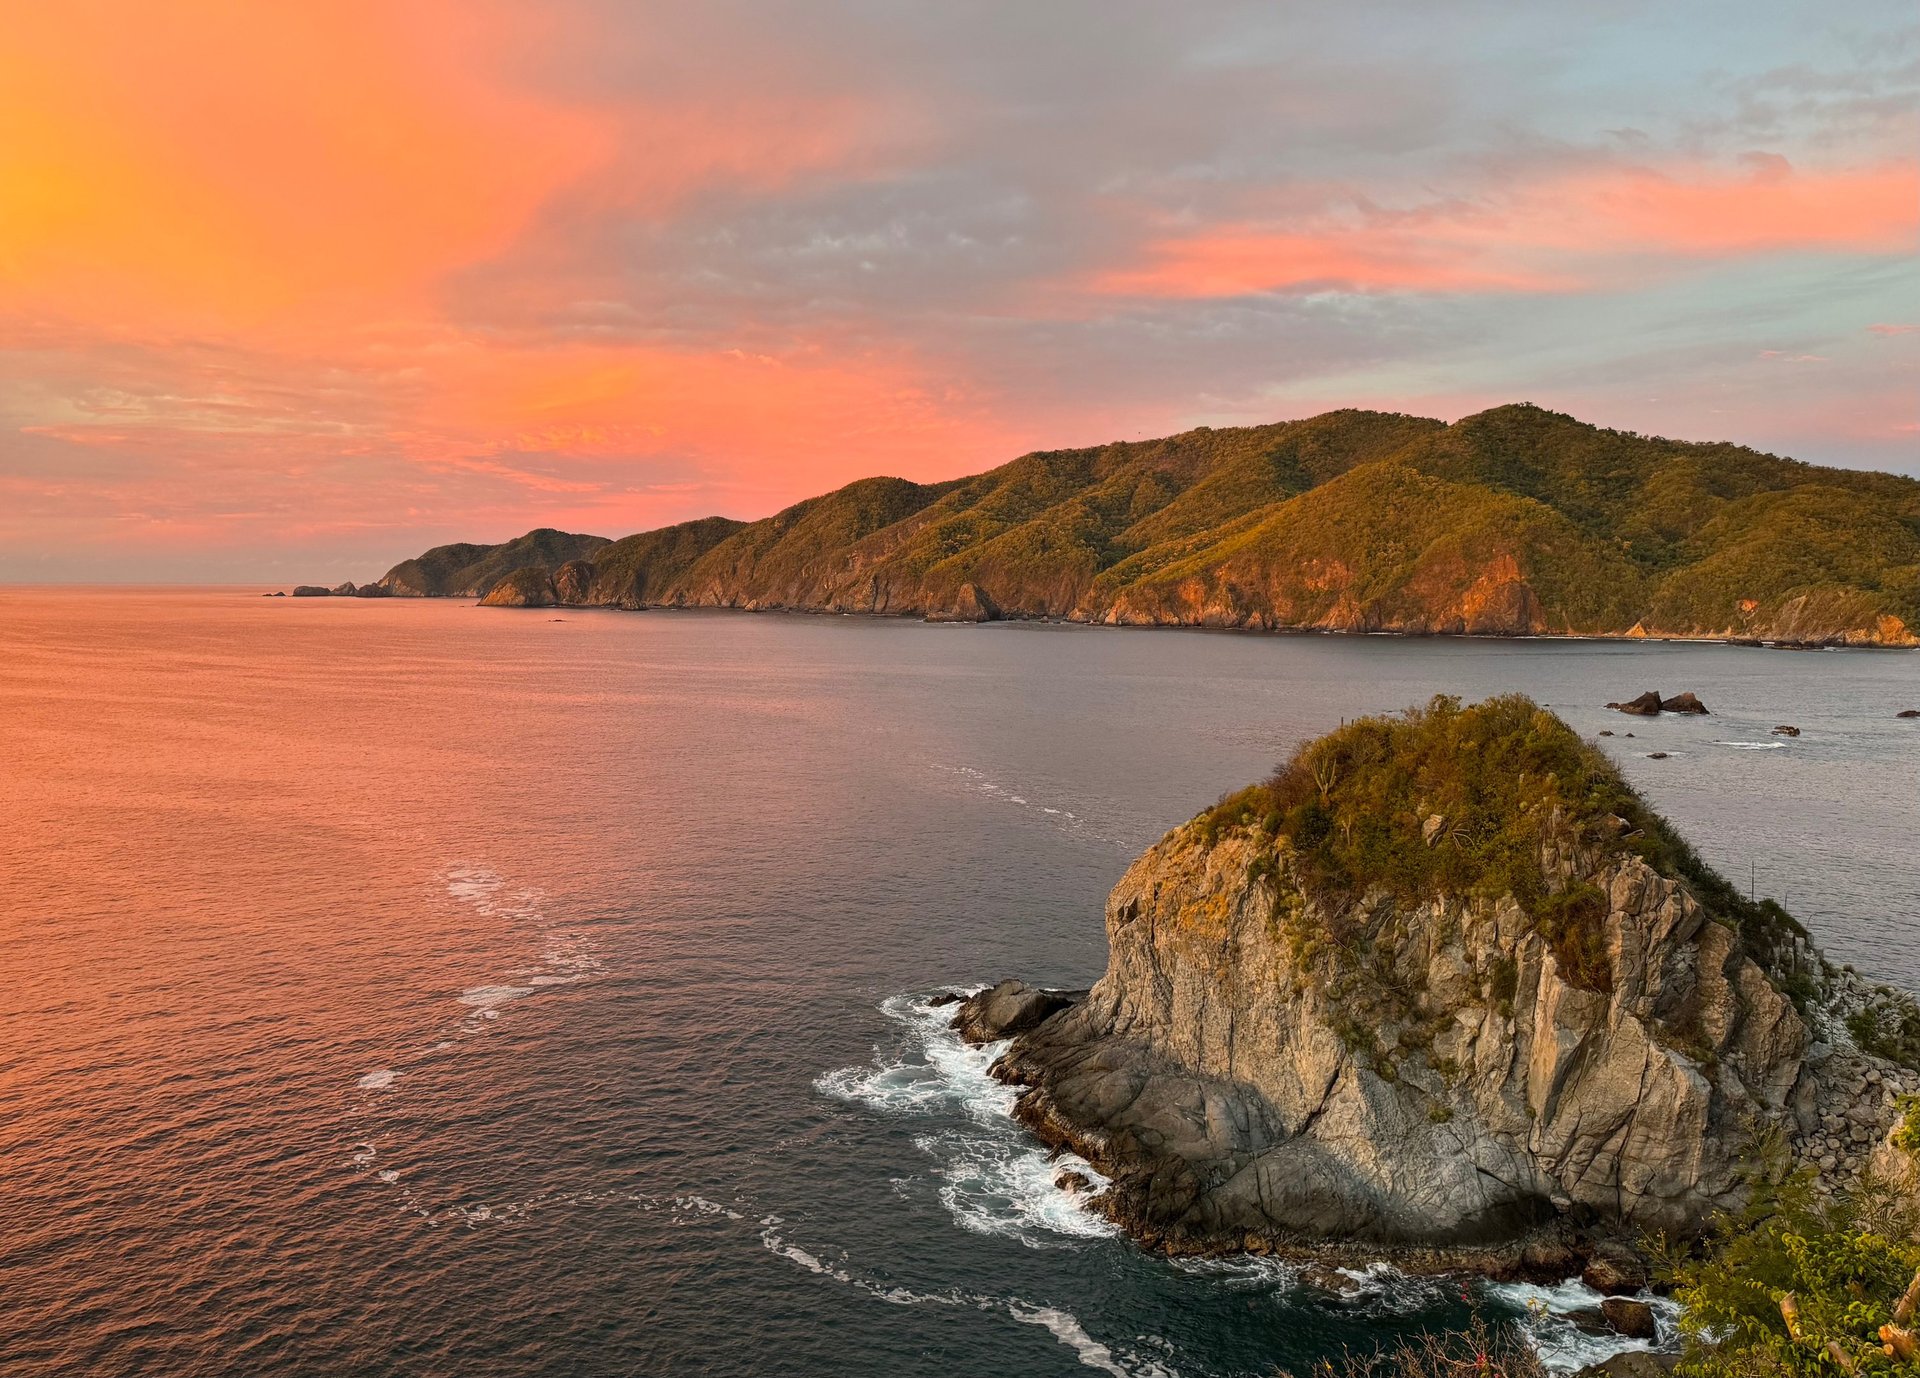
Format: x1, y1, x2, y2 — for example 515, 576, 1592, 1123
960, 696, 1918, 1274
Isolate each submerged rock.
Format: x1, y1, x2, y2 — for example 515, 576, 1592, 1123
969, 696, 1906, 1275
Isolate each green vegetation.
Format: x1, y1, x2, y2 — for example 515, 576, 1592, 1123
372, 405, 1920, 642
380, 527, 610, 598
1667, 1169, 1920, 1378
590, 516, 745, 607
1280, 1313, 1546, 1378
1850, 992, 1920, 1072
1197, 695, 1808, 995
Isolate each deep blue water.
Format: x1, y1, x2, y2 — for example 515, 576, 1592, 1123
2, 589, 1914, 1376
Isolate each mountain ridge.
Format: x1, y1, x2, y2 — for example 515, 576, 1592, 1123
358, 405, 1920, 646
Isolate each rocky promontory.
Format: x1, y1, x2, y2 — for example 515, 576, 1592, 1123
958, 696, 1919, 1276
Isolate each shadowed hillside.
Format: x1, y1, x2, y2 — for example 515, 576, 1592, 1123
369, 405, 1920, 644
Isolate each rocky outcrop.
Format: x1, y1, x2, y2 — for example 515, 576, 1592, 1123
478, 566, 556, 608
928, 582, 1001, 623
552, 559, 596, 605
1606, 691, 1709, 716
956, 700, 1915, 1274
291, 585, 331, 597
954, 980, 1084, 1043
1608, 691, 1663, 715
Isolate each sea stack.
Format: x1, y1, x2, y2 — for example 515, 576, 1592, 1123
960, 695, 1919, 1275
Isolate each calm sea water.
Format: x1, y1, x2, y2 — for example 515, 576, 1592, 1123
3, 589, 1915, 1378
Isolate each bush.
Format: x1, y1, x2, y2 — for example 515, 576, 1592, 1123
1280, 1314, 1545, 1378
1192, 694, 1810, 999
1668, 1171, 1920, 1378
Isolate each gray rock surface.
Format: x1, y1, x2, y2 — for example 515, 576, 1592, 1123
966, 819, 1907, 1271
953, 980, 1085, 1043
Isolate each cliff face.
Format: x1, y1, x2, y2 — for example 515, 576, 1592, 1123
362, 406, 1920, 646
997, 830, 1808, 1256
963, 697, 1919, 1270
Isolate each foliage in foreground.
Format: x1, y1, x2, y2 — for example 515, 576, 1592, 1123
1666, 1169, 1920, 1378
1281, 1314, 1547, 1378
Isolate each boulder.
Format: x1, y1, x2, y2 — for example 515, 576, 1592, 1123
1575, 1353, 1678, 1378
1899, 710, 1920, 719
953, 980, 1083, 1043
1647, 752, 1669, 759
1660, 692, 1709, 715
1609, 691, 1664, 716
1583, 1245, 1648, 1294
1772, 725, 1800, 737
1601, 1297, 1659, 1340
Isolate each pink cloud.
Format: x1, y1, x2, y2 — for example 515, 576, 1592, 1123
1089, 160, 1918, 300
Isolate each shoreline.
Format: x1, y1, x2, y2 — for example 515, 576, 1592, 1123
275, 590, 1920, 652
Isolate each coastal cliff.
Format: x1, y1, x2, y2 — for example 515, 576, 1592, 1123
354, 405, 1919, 647
960, 697, 1920, 1273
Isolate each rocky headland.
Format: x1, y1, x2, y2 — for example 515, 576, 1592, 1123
312, 405, 1919, 647
953, 696, 1920, 1281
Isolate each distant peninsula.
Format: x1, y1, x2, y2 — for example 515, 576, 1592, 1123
338, 404, 1920, 646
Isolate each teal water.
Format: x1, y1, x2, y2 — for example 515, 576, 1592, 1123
2, 589, 1914, 1376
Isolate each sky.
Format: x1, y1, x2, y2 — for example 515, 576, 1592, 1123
1, 1, 1915, 582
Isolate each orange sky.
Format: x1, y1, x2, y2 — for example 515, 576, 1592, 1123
1, 2, 1915, 579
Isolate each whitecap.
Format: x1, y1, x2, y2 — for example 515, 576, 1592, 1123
1715, 740, 1784, 751
1486, 1277, 1679, 1373
357, 1068, 398, 1090
819, 991, 1117, 1246
1006, 1302, 1178, 1377
917, 1129, 1118, 1245
459, 984, 535, 1010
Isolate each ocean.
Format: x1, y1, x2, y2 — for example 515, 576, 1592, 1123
2, 588, 1914, 1377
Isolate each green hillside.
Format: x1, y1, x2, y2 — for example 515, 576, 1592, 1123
367, 405, 1920, 645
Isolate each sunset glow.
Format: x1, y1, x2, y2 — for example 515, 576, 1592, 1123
2, 1, 1915, 579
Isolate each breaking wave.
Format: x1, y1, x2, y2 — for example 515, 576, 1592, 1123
817, 992, 1117, 1247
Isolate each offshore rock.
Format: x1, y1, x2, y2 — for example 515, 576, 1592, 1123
1659, 692, 1709, 715
291, 585, 331, 597
1610, 691, 1664, 715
